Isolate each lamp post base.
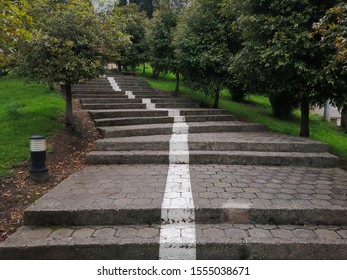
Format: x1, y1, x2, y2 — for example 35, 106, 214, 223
29, 170, 49, 183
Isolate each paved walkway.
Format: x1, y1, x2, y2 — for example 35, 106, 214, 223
1, 75, 347, 260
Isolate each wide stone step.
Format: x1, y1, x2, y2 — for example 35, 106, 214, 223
83, 103, 199, 110
86, 150, 338, 167
73, 86, 113, 91
73, 90, 116, 94
94, 115, 236, 126
1, 224, 346, 259
0, 225, 160, 260
155, 103, 199, 108
81, 97, 193, 104
94, 132, 329, 153
18, 165, 347, 227
75, 93, 173, 99
116, 85, 153, 90
81, 98, 143, 104
98, 121, 267, 138
82, 103, 147, 110
89, 109, 232, 120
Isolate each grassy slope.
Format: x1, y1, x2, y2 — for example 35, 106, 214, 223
0, 76, 65, 176
136, 66, 347, 166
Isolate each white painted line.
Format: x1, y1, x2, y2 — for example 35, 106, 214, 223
107, 77, 122, 92
168, 109, 181, 117
160, 110, 196, 260
142, 98, 156, 109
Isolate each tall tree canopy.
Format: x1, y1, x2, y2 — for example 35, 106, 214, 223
114, 3, 147, 71
119, 0, 157, 17
147, 0, 179, 88
16, 0, 112, 127
224, 0, 347, 137
174, 0, 241, 108
0, 0, 32, 70
316, 3, 347, 131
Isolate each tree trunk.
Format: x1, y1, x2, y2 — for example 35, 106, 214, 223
48, 81, 55, 91
299, 96, 310, 137
213, 90, 220, 109
153, 70, 159, 79
341, 105, 347, 133
0, 67, 3, 77
65, 82, 73, 129
175, 71, 180, 94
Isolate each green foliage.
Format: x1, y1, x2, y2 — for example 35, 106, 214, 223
0, 0, 32, 67
119, 0, 157, 18
0, 76, 64, 177
224, 0, 347, 136
114, 3, 148, 70
147, 0, 178, 76
174, 0, 241, 107
17, 0, 105, 85
316, 3, 347, 68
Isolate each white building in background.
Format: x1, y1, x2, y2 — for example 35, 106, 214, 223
313, 101, 342, 126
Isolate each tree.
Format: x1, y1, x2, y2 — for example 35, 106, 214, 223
114, 3, 148, 72
316, 3, 347, 131
224, 0, 347, 137
16, 0, 106, 128
119, 0, 157, 18
147, 0, 180, 91
0, 0, 32, 75
174, 0, 240, 108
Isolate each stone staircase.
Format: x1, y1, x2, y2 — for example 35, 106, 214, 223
1, 74, 346, 260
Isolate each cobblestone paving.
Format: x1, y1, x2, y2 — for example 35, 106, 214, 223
190, 165, 347, 209
29, 164, 347, 213
28, 165, 168, 210
6, 223, 347, 246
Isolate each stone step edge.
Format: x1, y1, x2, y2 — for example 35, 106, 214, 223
94, 117, 236, 126
1, 224, 346, 259
94, 140, 328, 153
23, 206, 347, 226
86, 151, 339, 168
99, 124, 267, 138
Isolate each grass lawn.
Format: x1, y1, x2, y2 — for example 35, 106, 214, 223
136, 66, 347, 167
0, 75, 65, 176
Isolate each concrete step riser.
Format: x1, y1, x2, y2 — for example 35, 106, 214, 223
23, 206, 347, 227
83, 104, 147, 110
81, 99, 143, 104
94, 141, 328, 153
24, 209, 161, 226
74, 91, 157, 95
81, 98, 193, 104
73, 91, 116, 95
195, 208, 347, 226
83, 103, 199, 109
197, 243, 347, 260
73, 87, 113, 90
89, 111, 170, 119
86, 153, 338, 168
101, 125, 267, 138
2, 241, 346, 260
95, 117, 175, 126
76, 94, 173, 99
0, 243, 159, 260
94, 115, 236, 126
156, 104, 200, 108
189, 153, 339, 168
89, 110, 231, 119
